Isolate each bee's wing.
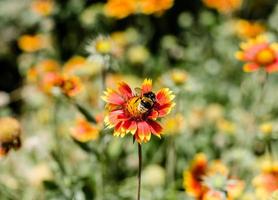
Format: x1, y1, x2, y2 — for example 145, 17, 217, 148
134, 87, 142, 96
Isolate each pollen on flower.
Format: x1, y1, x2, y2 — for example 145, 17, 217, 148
102, 79, 175, 143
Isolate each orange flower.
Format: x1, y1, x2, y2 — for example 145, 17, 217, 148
139, 0, 174, 15
60, 75, 83, 97
236, 35, 278, 73
102, 79, 175, 143
203, 0, 242, 14
71, 118, 100, 142
18, 34, 47, 53
183, 153, 208, 199
0, 117, 21, 157
31, 0, 54, 16
104, 0, 137, 19
234, 19, 265, 39
253, 163, 278, 199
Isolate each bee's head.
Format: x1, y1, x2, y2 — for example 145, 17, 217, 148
143, 92, 156, 102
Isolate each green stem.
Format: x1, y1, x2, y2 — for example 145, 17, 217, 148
53, 99, 63, 165
166, 136, 175, 186
137, 143, 142, 200
254, 71, 268, 119
267, 139, 273, 163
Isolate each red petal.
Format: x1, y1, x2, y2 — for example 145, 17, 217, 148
118, 82, 133, 99
265, 62, 278, 73
136, 121, 151, 142
141, 79, 152, 94
156, 88, 174, 105
147, 110, 158, 120
147, 120, 163, 136
103, 89, 125, 105
108, 109, 125, 125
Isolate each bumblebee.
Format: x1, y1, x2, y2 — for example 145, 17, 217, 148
126, 88, 156, 118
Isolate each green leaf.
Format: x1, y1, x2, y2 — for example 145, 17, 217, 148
75, 103, 97, 123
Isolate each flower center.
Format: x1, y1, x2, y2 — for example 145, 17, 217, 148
126, 97, 148, 119
96, 40, 112, 54
256, 48, 275, 65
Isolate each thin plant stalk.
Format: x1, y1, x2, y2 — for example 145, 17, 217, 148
266, 139, 274, 164
166, 135, 175, 186
137, 143, 142, 200
254, 71, 268, 118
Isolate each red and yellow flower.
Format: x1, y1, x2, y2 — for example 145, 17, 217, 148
102, 79, 175, 143
40, 72, 63, 95
183, 154, 244, 200
253, 162, 278, 200
183, 153, 208, 199
40, 72, 82, 97
236, 35, 278, 73
59, 75, 83, 97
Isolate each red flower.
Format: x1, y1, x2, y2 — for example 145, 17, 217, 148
236, 35, 278, 73
102, 79, 175, 143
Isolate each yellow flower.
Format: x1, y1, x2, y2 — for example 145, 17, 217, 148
139, 0, 174, 15
234, 19, 265, 39
217, 118, 236, 134
111, 31, 128, 47
18, 34, 48, 53
31, 0, 54, 16
86, 36, 113, 55
260, 122, 273, 135
205, 104, 224, 123
104, 0, 137, 19
127, 45, 150, 64
162, 113, 185, 135
170, 69, 188, 85
71, 118, 100, 142
0, 117, 21, 157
